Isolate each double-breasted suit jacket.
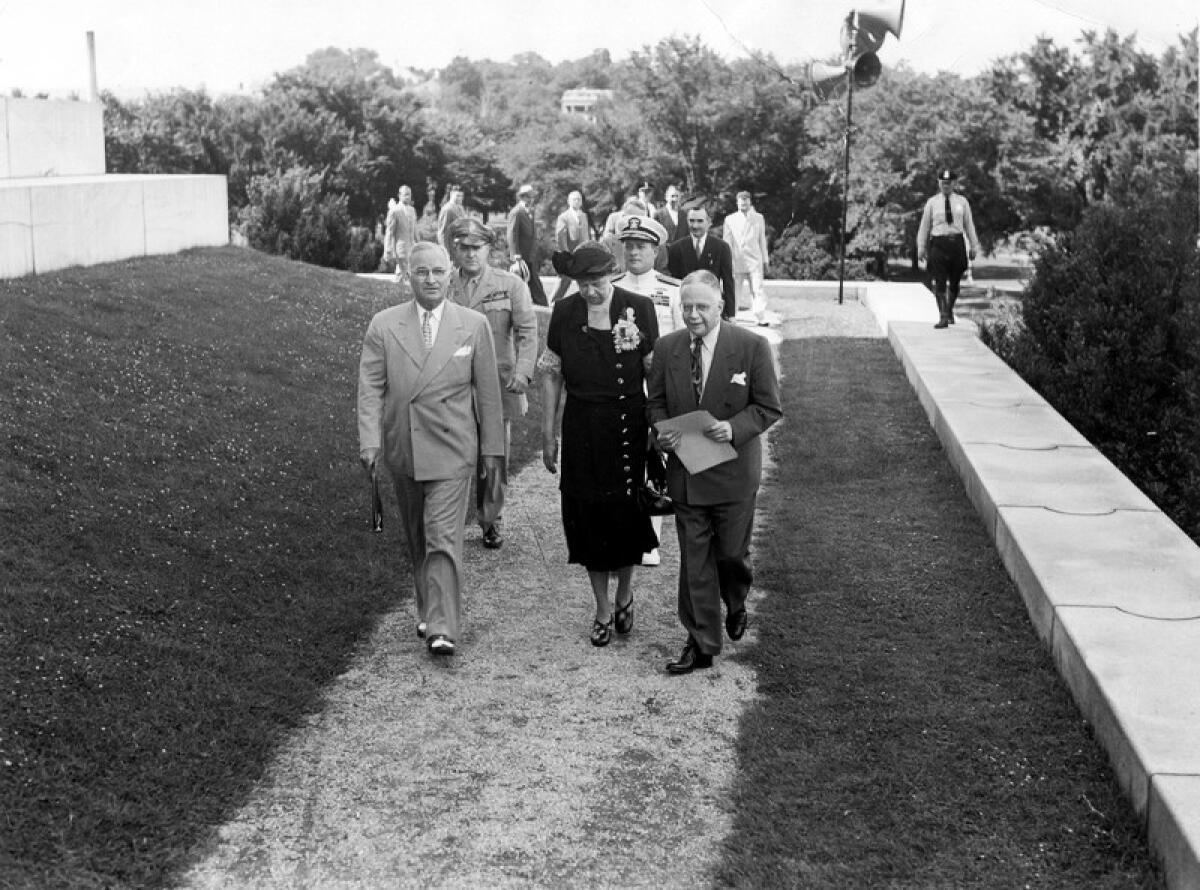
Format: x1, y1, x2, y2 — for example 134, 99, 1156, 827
647, 321, 782, 505
357, 299, 505, 481
665, 235, 738, 319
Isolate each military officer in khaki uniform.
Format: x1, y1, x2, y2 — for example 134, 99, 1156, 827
446, 217, 539, 549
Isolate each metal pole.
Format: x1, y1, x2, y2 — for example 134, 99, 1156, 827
86, 31, 98, 101
837, 72, 854, 305
837, 14, 859, 306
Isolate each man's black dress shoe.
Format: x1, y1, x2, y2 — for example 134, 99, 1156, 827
482, 525, 503, 549
667, 638, 713, 675
427, 635, 455, 655
726, 608, 747, 641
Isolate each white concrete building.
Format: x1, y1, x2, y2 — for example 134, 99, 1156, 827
0, 96, 228, 279
559, 88, 614, 123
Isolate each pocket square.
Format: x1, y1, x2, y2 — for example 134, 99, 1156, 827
453, 345, 473, 357
731, 372, 747, 385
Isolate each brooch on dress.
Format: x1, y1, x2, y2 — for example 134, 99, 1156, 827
612, 308, 642, 352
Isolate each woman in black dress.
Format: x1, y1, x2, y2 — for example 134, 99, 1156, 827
539, 242, 659, 646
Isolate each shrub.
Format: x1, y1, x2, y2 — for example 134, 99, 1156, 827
985, 189, 1200, 539
239, 166, 352, 269
769, 224, 869, 281
346, 226, 383, 273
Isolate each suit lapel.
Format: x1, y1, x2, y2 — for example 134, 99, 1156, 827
700, 323, 735, 410
388, 302, 427, 371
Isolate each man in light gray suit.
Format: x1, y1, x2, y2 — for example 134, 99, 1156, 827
647, 270, 782, 674
358, 242, 506, 656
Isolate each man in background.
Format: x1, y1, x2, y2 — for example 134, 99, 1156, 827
437, 185, 466, 254
357, 242, 505, 657
550, 190, 590, 303
724, 191, 771, 326
447, 218, 538, 550
666, 202, 736, 320
638, 181, 657, 218
916, 169, 980, 329
385, 184, 418, 279
507, 184, 548, 307
655, 184, 684, 244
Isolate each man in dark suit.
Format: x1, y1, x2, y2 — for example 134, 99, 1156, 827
666, 203, 737, 319
358, 242, 506, 657
654, 184, 684, 244
506, 184, 549, 307
647, 270, 782, 674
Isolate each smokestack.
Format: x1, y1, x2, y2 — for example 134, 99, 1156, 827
87, 31, 98, 101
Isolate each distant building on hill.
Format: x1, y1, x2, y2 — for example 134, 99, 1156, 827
560, 88, 614, 123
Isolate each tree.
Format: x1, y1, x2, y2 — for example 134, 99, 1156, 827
987, 29, 1198, 228
622, 36, 736, 195
102, 89, 224, 176
802, 65, 1040, 265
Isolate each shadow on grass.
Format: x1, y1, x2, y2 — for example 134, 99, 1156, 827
713, 338, 1161, 888
1, 249, 411, 889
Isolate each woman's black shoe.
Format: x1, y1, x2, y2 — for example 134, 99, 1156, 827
614, 596, 634, 634
590, 616, 614, 647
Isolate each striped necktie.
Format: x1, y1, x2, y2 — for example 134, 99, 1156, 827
421, 310, 433, 350
691, 336, 704, 402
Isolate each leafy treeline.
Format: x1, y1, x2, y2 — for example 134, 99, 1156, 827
102, 30, 1196, 273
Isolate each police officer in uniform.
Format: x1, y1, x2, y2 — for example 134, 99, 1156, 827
446, 217, 539, 549
916, 169, 980, 328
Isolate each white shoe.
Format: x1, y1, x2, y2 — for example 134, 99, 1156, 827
641, 548, 661, 567
417, 622, 427, 639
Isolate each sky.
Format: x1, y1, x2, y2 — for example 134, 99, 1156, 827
1, 0, 1196, 97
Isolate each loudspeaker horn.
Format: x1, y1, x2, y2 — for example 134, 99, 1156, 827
805, 61, 849, 100
854, 0, 905, 53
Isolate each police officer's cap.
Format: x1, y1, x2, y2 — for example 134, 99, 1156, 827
617, 215, 668, 247
938, 169, 957, 181
449, 217, 494, 247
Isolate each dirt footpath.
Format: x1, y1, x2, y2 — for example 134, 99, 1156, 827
178, 295, 882, 889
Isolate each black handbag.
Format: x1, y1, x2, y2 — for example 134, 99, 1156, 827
638, 480, 674, 516
639, 448, 674, 516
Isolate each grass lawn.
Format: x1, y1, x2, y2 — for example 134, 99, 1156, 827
1, 248, 408, 888
714, 337, 1162, 887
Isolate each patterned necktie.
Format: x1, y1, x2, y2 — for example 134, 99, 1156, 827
944, 194, 953, 225
421, 310, 433, 350
691, 336, 704, 402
